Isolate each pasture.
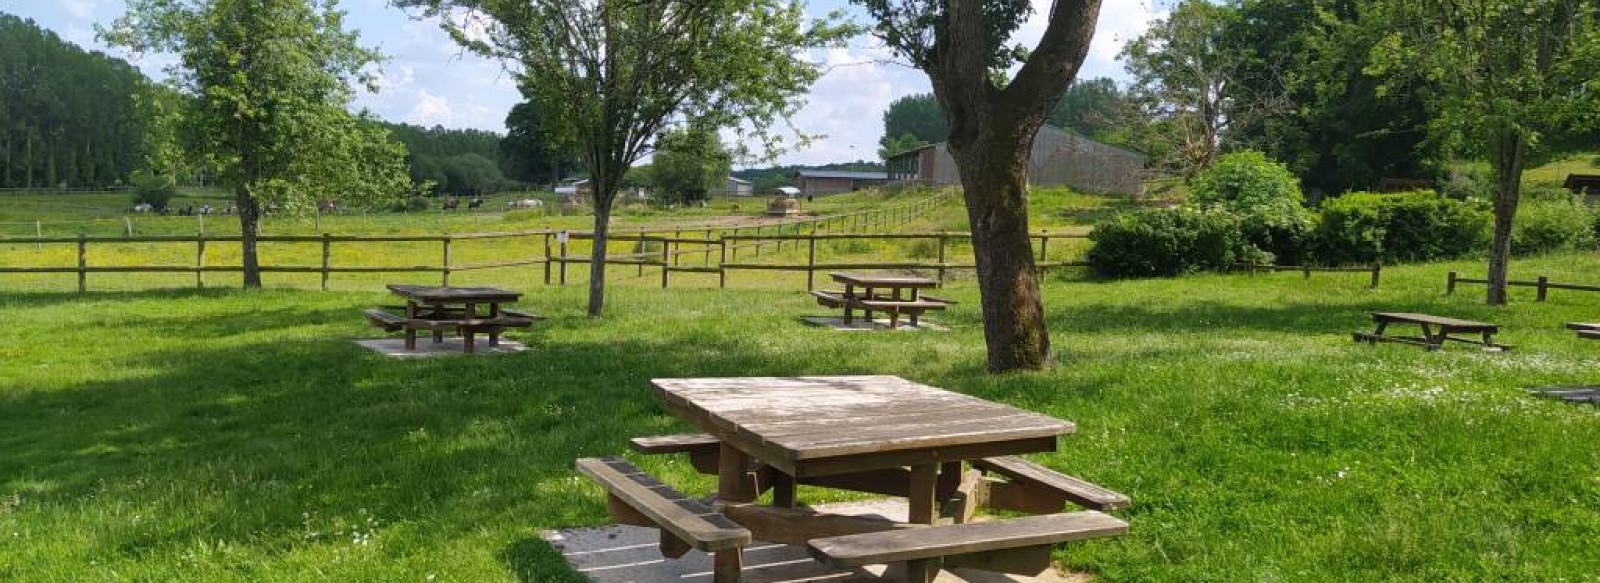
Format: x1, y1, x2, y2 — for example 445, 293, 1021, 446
2, 252, 1599, 582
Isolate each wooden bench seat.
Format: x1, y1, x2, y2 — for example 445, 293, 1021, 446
1564, 322, 1600, 331
973, 456, 1131, 512
364, 308, 407, 332
575, 457, 750, 583
1580, 330, 1600, 341
811, 290, 846, 308
808, 511, 1128, 580
630, 433, 720, 454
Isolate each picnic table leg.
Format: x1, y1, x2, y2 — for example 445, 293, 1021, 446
488, 302, 501, 346
889, 307, 902, 329
863, 286, 875, 325
1420, 323, 1441, 351
717, 443, 758, 503
404, 301, 418, 350
842, 283, 854, 324
903, 463, 943, 583
712, 549, 744, 583
771, 470, 797, 508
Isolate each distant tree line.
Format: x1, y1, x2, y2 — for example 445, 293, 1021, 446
0, 13, 151, 189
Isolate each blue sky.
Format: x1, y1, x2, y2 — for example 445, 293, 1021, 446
4, 0, 1165, 166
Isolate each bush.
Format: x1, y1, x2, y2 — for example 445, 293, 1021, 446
1316, 190, 1490, 264
1088, 207, 1249, 278
130, 170, 176, 210
1513, 188, 1597, 255
1190, 151, 1314, 264
392, 196, 430, 212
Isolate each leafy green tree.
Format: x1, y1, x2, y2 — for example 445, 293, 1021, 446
651, 127, 732, 205
1367, 0, 1600, 304
855, 0, 1103, 373
399, 0, 852, 316
878, 93, 947, 157
103, 0, 414, 287
502, 96, 578, 188
1046, 77, 1136, 143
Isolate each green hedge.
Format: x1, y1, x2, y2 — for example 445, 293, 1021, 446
1513, 188, 1597, 254
1191, 151, 1315, 264
1315, 190, 1490, 264
1088, 208, 1251, 278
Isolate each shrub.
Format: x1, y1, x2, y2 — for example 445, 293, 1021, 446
1513, 188, 1597, 255
1189, 151, 1314, 264
1088, 207, 1248, 278
392, 196, 430, 212
1316, 190, 1491, 264
130, 170, 176, 210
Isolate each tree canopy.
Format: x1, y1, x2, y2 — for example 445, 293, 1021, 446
878, 93, 947, 159
651, 127, 732, 205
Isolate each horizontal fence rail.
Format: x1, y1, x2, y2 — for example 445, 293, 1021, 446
1447, 271, 1600, 301
1234, 263, 1383, 289
0, 194, 973, 292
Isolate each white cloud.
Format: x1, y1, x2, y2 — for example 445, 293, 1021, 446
407, 89, 454, 126
62, 0, 98, 21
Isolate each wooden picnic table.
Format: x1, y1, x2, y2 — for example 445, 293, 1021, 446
812, 272, 949, 328
1354, 311, 1509, 351
591, 375, 1128, 582
369, 284, 536, 353
1567, 322, 1600, 340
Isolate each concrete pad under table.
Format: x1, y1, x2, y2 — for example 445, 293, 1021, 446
801, 316, 949, 332
542, 499, 1085, 583
354, 337, 526, 358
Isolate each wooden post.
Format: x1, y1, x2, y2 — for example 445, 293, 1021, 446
936, 234, 947, 283
1370, 263, 1381, 290
76, 234, 86, 293
441, 236, 452, 286
1447, 271, 1457, 294
806, 235, 817, 291
196, 234, 206, 289
703, 229, 713, 265
661, 239, 670, 289
36, 219, 43, 239
719, 238, 728, 289
559, 236, 569, 285
320, 233, 332, 291
543, 232, 552, 285
1537, 276, 1549, 302
122, 217, 131, 237
1039, 233, 1049, 264
197, 213, 205, 236
754, 225, 762, 258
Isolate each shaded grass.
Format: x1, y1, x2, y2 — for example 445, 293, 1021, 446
2, 252, 1599, 581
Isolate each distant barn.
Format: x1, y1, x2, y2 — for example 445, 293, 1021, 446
792, 170, 892, 197
884, 125, 1147, 196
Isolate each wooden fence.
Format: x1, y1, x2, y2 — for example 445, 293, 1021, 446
1235, 263, 1383, 289
0, 194, 966, 292
1446, 271, 1600, 301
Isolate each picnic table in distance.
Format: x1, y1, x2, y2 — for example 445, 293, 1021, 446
811, 272, 952, 328
1567, 322, 1600, 340
364, 284, 538, 353
1354, 311, 1510, 351
575, 375, 1131, 582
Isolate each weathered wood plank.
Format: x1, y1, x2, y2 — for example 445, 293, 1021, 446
629, 433, 719, 454
973, 456, 1131, 511
574, 457, 750, 552
807, 511, 1128, 568
717, 503, 916, 546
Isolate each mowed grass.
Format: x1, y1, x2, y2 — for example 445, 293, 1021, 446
2, 252, 1599, 582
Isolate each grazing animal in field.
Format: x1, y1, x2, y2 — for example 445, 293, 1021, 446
507, 198, 543, 210
318, 199, 338, 214
468, 196, 484, 209
132, 203, 154, 213
442, 197, 460, 211
199, 204, 214, 215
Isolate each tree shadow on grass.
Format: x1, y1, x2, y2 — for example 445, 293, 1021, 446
0, 326, 804, 578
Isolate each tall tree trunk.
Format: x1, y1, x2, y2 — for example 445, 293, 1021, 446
1485, 130, 1525, 306
237, 185, 263, 288
953, 140, 1051, 371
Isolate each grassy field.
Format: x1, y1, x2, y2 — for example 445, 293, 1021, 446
1, 251, 1598, 582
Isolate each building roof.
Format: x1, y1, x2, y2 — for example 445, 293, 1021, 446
1563, 174, 1600, 191
794, 170, 890, 180
726, 176, 751, 184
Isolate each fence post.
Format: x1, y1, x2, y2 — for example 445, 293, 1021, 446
1447, 271, 1457, 294
122, 217, 132, 237
704, 229, 713, 265
196, 233, 206, 289
36, 219, 43, 239
543, 232, 552, 285
441, 236, 452, 286
1039, 232, 1049, 263
660, 238, 670, 289
806, 235, 817, 291
197, 213, 205, 237
719, 237, 728, 289
1370, 263, 1381, 290
1537, 276, 1549, 302
77, 234, 87, 293
754, 225, 762, 258
937, 234, 947, 283
559, 234, 569, 286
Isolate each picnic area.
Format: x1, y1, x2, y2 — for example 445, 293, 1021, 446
3, 252, 1599, 582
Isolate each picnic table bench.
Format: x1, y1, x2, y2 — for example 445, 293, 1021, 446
365, 284, 539, 353
812, 273, 952, 328
580, 376, 1131, 582
1354, 311, 1510, 351
1567, 322, 1600, 340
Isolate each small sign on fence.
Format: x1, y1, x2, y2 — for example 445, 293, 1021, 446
556, 230, 569, 244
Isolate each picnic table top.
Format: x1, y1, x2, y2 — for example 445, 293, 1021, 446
1371, 311, 1497, 330
386, 284, 522, 304
650, 375, 1074, 477
829, 272, 940, 288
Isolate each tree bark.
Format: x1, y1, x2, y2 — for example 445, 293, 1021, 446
1485, 129, 1525, 306
587, 197, 612, 317
237, 185, 263, 288
954, 140, 1051, 371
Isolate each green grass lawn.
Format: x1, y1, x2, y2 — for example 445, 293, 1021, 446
2, 252, 1598, 582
